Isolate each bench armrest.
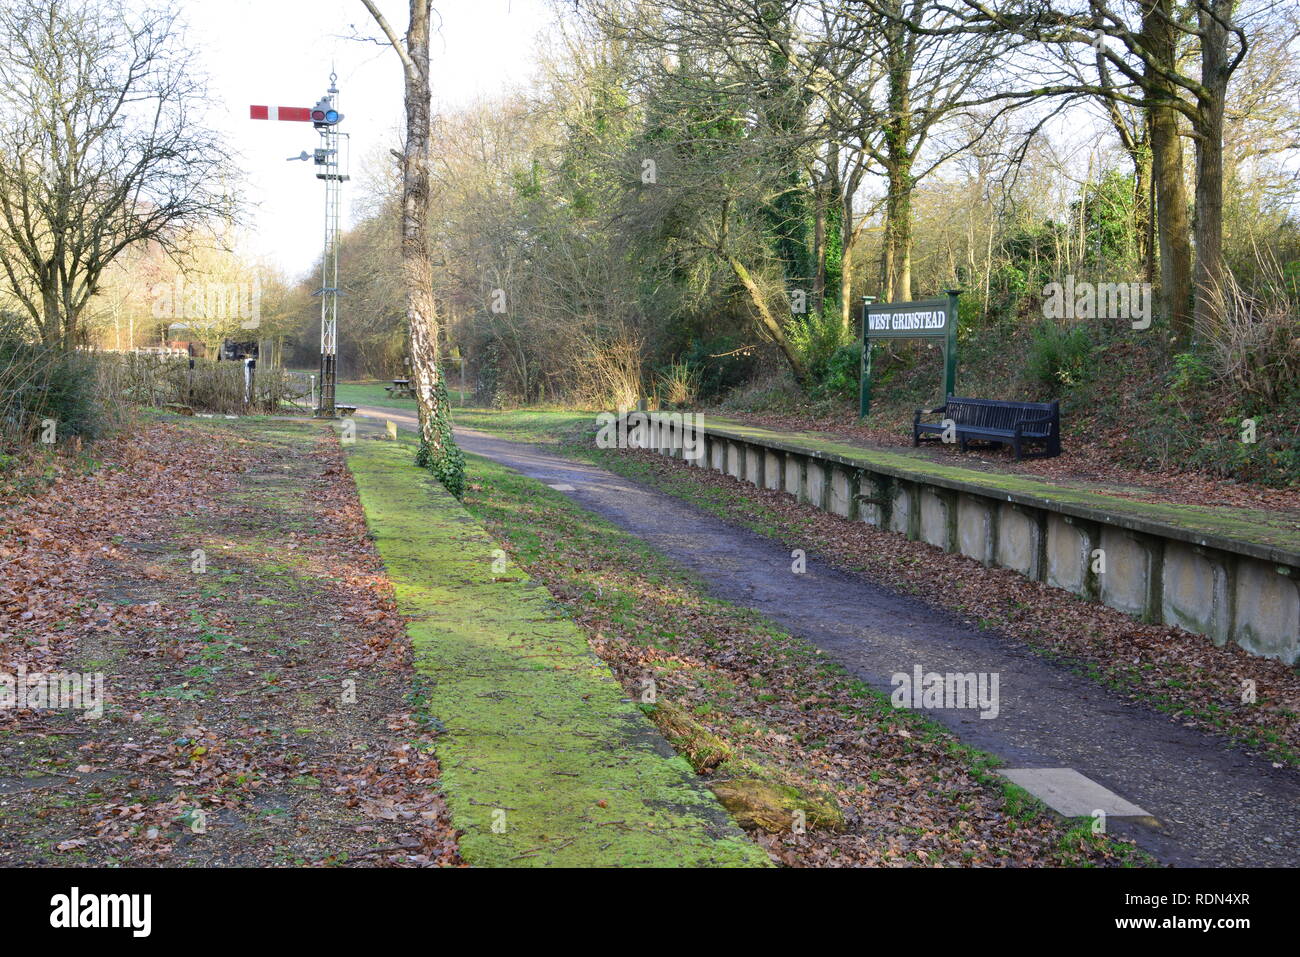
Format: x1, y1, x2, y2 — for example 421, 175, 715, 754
915, 404, 947, 418
1014, 411, 1057, 436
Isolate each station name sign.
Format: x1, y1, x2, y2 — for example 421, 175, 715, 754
860, 290, 961, 417
865, 297, 951, 339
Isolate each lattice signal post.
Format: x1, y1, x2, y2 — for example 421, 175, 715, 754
251, 74, 350, 417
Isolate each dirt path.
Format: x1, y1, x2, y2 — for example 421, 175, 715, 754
355, 405, 1299, 867
0, 418, 460, 866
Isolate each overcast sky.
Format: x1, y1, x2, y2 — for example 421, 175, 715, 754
184, 0, 554, 279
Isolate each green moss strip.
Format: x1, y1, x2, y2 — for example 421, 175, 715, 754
346, 436, 768, 867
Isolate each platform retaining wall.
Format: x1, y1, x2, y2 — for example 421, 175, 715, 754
623, 414, 1299, 665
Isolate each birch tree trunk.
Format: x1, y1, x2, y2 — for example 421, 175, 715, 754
362, 0, 464, 496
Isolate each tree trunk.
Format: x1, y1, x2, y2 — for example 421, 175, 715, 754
364, 0, 464, 495
811, 178, 827, 317
840, 191, 856, 334
880, 202, 896, 303
40, 283, 61, 347
728, 255, 809, 385
1130, 134, 1153, 279
896, 176, 913, 302
1149, 155, 1159, 283
1150, 107, 1192, 343
1193, 0, 1232, 339
880, 163, 914, 303
1143, 0, 1193, 345
880, 11, 914, 303
401, 4, 439, 446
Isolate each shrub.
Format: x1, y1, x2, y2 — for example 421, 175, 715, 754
1169, 352, 1213, 395
1201, 265, 1300, 407
1025, 320, 1094, 394
95, 353, 311, 415
0, 316, 102, 448
656, 361, 701, 407
788, 304, 848, 378
818, 343, 862, 399
571, 331, 644, 409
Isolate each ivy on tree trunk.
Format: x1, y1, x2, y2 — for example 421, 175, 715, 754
362, 0, 466, 498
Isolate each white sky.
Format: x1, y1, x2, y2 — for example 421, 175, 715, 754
183, 0, 555, 279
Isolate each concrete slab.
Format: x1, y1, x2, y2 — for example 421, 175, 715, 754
857, 474, 886, 527
999, 767, 1152, 819
805, 459, 827, 508
829, 467, 853, 518
995, 503, 1040, 579
744, 444, 763, 487
1234, 560, 1300, 665
726, 441, 743, 479
349, 438, 768, 868
919, 488, 952, 551
783, 453, 802, 499
889, 482, 913, 537
764, 450, 783, 491
1098, 527, 1155, 619
1046, 513, 1091, 596
1162, 542, 1232, 645
957, 494, 995, 565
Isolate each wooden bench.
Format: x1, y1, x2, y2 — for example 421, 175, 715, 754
914, 396, 1061, 460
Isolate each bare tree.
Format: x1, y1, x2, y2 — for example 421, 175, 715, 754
0, 0, 233, 349
912, 0, 1261, 339
360, 0, 464, 495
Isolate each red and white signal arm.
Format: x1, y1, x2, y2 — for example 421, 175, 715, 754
249, 105, 313, 122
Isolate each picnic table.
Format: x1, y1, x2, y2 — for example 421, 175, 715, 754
386, 378, 415, 399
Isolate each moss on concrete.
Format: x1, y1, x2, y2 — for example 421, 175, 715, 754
641, 701, 733, 773
346, 435, 768, 867
709, 765, 846, 834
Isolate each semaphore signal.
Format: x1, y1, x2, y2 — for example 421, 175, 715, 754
249, 105, 313, 122
309, 97, 344, 127
249, 74, 350, 418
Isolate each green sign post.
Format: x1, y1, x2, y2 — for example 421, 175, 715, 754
859, 290, 961, 418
